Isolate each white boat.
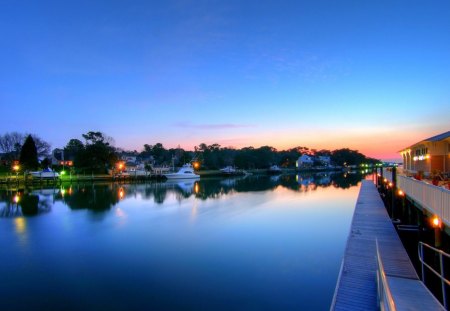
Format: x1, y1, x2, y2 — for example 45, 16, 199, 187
30, 169, 60, 178
220, 166, 237, 174
164, 164, 200, 179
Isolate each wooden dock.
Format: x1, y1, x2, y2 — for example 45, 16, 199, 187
331, 180, 444, 310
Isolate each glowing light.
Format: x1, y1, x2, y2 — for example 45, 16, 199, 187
194, 183, 200, 194
389, 182, 393, 187
432, 216, 441, 228
425, 154, 430, 159
193, 162, 200, 169
384, 178, 387, 183
398, 190, 404, 196
61, 170, 66, 175
13, 164, 20, 171
119, 188, 124, 199
413, 156, 418, 161
13, 194, 20, 203
61, 188, 66, 196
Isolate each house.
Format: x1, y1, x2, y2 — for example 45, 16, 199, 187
51, 148, 74, 166
296, 154, 314, 168
120, 152, 139, 164
399, 130, 450, 176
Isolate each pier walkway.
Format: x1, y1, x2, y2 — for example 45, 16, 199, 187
330, 180, 443, 310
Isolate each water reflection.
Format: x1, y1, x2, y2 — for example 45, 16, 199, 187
0, 189, 53, 217
0, 172, 368, 217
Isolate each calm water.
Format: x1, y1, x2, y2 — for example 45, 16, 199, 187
0, 173, 364, 311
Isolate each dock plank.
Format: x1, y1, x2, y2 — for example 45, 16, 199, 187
330, 180, 443, 310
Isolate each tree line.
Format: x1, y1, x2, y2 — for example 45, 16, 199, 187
0, 131, 380, 173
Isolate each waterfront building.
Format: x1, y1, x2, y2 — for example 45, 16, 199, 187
400, 130, 450, 176
51, 148, 74, 167
296, 154, 314, 168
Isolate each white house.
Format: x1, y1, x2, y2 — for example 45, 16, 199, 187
297, 155, 314, 168
120, 152, 138, 164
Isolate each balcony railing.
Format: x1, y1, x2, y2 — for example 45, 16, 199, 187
381, 168, 450, 227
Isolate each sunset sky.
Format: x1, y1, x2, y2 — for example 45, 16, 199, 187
1, 0, 449, 160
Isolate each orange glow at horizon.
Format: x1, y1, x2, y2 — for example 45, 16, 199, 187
118, 127, 448, 162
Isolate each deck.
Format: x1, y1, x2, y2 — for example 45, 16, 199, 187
331, 180, 443, 310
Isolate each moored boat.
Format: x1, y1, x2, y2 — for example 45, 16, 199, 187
164, 164, 200, 179
220, 166, 237, 175
30, 168, 60, 178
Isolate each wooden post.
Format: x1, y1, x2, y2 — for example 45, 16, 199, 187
435, 227, 442, 248
391, 166, 397, 219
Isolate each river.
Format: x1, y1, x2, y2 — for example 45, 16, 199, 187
0, 172, 365, 310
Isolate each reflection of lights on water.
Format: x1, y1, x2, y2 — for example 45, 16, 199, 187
13, 194, 20, 203
68, 187, 73, 195
61, 188, 66, 196
194, 183, 200, 194
14, 217, 26, 234
119, 188, 124, 199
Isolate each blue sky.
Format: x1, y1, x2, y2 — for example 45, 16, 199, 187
1, 0, 449, 159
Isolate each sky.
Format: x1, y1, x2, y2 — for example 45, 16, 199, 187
1, 0, 449, 161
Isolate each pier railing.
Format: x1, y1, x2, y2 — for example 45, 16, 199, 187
418, 242, 450, 309
381, 168, 450, 227
376, 240, 396, 311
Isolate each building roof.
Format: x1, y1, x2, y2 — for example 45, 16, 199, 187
423, 131, 450, 142
400, 130, 450, 152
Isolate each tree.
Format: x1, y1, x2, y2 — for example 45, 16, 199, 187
31, 135, 51, 158
69, 132, 118, 173
0, 132, 51, 159
82, 131, 110, 145
331, 148, 366, 166
0, 132, 24, 160
19, 135, 39, 170
65, 139, 85, 154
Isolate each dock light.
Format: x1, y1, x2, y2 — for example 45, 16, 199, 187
384, 178, 388, 183
398, 190, 404, 196
13, 164, 20, 171
193, 162, 200, 169
432, 216, 441, 228
389, 182, 393, 187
